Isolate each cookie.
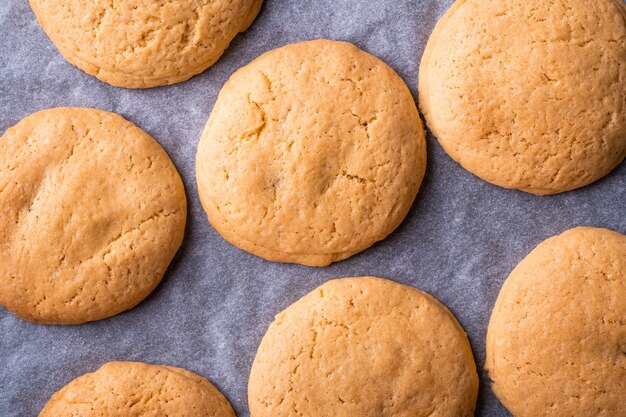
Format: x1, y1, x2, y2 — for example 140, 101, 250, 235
419, 0, 626, 195
39, 361, 235, 417
0, 107, 186, 325
196, 40, 427, 266
29, 0, 263, 88
486, 227, 626, 416
249, 277, 478, 417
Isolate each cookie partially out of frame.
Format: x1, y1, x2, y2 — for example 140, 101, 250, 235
196, 40, 427, 266
0, 107, 186, 325
39, 362, 235, 417
486, 227, 626, 417
29, 0, 263, 88
249, 277, 478, 417
419, 0, 626, 194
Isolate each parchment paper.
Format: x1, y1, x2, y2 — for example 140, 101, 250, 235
1, 1, 624, 416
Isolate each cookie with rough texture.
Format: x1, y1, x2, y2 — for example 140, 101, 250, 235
29, 0, 263, 88
249, 277, 478, 417
419, 0, 626, 195
39, 361, 235, 417
0, 107, 186, 325
486, 227, 626, 417
196, 40, 427, 266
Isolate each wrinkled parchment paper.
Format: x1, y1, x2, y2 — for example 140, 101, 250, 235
1, 1, 624, 416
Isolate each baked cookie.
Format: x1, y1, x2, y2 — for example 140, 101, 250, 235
249, 277, 478, 417
29, 0, 263, 88
0, 107, 186, 325
419, 0, 626, 195
39, 361, 235, 417
196, 40, 427, 266
486, 227, 626, 417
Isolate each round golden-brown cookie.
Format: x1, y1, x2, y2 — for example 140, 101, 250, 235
0, 107, 186, 325
249, 277, 478, 417
39, 361, 235, 417
196, 40, 427, 266
486, 227, 626, 417
419, 0, 626, 195
29, 0, 263, 88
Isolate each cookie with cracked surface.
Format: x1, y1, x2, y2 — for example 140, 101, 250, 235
39, 361, 235, 417
29, 0, 263, 88
196, 40, 427, 267
0, 107, 186, 325
486, 227, 626, 417
419, 0, 626, 195
248, 277, 478, 417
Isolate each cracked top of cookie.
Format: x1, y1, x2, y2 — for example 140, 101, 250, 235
39, 361, 235, 417
248, 277, 479, 417
0, 107, 187, 324
419, 0, 626, 195
28, 0, 263, 88
486, 227, 626, 417
196, 40, 427, 267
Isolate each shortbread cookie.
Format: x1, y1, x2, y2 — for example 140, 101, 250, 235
0, 107, 186, 324
39, 361, 235, 417
419, 0, 626, 194
486, 227, 626, 416
249, 277, 478, 417
29, 0, 263, 88
196, 40, 427, 266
